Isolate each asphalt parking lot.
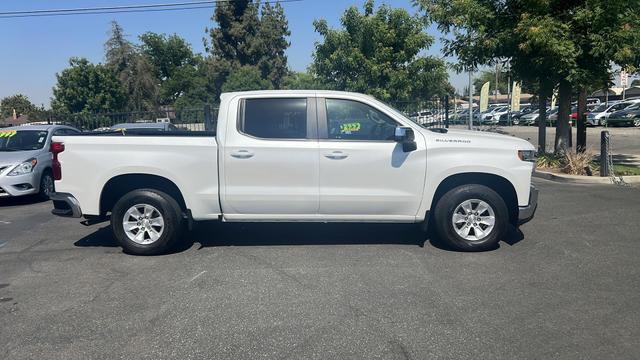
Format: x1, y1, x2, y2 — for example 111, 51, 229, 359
494, 126, 640, 165
1, 179, 639, 359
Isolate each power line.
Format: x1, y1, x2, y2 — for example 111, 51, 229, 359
0, 5, 213, 19
0, 0, 302, 19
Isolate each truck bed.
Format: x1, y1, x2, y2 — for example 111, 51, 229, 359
52, 133, 221, 220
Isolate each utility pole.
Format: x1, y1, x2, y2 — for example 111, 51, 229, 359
468, 69, 473, 130
495, 63, 499, 104
507, 61, 511, 126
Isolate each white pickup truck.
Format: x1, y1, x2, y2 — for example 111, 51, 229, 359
50, 90, 538, 255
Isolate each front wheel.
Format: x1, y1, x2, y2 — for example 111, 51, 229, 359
432, 184, 508, 251
38, 171, 55, 200
600, 118, 607, 126
634, 118, 640, 127
111, 189, 183, 255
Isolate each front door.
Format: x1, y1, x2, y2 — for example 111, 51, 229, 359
317, 98, 427, 220
222, 97, 319, 217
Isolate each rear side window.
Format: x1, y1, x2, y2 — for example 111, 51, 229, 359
242, 98, 307, 139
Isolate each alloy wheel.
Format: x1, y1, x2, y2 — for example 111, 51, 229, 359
451, 199, 496, 241
122, 204, 165, 244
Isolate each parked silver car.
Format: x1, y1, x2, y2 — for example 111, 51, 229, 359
0, 125, 80, 199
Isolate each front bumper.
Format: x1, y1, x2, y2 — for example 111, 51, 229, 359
0, 172, 39, 197
50, 192, 82, 218
518, 186, 539, 225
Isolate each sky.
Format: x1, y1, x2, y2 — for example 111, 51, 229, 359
0, 0, 470, 108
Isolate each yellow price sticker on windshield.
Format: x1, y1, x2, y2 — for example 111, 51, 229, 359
0, 130, 17, 138
340, 122, 361, 134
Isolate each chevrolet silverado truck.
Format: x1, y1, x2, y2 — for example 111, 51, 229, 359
50, 90, 538, 255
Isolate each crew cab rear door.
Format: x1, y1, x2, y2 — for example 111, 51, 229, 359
221, 97, 319, 218
316, 97, 427, 220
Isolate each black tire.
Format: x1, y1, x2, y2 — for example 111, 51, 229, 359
432, 184, 508, 252
38, 171, 54, 200
111, 189, 183, 255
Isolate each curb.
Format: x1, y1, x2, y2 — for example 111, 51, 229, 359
534, 170, 640, 184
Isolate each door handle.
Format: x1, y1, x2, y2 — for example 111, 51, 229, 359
324, 151, 348, 160
230, 150, 254, 159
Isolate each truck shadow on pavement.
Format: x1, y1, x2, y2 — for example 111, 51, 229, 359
74, 221, 525, 253
0, 196, 49, 207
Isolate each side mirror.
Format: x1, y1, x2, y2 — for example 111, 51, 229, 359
395, 126, 417, 152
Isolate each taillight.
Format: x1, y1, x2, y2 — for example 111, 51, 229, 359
50, 142, 65, 180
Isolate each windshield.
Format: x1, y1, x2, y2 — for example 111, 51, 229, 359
377, 100, 423, 125
626, 103, 640, 111
593, 104, 608, 112
0, 130, 49, 151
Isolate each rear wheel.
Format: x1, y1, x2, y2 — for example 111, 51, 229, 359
111, 189, 183, 255
433, 184, 508, 252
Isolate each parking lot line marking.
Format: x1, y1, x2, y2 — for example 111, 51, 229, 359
0, 221, 11, 225
189, 270, 207, 282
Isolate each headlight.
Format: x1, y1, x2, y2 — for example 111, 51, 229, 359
518, 150, 536, 162
8, 158, 37, 176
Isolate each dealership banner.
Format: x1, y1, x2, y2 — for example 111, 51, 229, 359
480, 81, 490, 112
511, 82, 521, 112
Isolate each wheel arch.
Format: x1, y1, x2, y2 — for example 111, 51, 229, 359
100, 174, 187, 216
431, 172, 519, 226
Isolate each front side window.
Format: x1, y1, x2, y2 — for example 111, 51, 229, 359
325, 99, 398, 141
242, 98, 307, 139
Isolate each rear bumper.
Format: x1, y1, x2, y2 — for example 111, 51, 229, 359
518, 186, 539, 225
50, 192, 82, 218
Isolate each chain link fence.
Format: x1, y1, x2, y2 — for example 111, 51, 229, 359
39, 105, 218, 132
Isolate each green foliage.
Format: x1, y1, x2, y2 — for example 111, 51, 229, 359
105, 21, 158, 111
221, 66, 273, 93
206, 0, 290, 95
139, 32, 197, 80
415, 0, 640, 152
0, 94, 36, 118
282, 71, 328, 90
311, 0, 452, 109
139, 32, 201, 105
52, 58, 126, 113
473, 70, 508, 96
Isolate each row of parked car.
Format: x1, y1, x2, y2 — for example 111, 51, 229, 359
450, 98, 640, 127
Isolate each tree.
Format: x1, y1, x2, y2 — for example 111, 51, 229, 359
415, 0, 640, 153
105, 21, 158, 111
139, 32, 200, 105
205, 0, 291, 96
52, 57, 126, 113
255, 2, 291, 88
473, 70, 508, 96
282, 71, 327, 90
105, 21, 135, 76
0, 94, 36, 118
221, 66, 272, 93
311, 0, 451, 110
